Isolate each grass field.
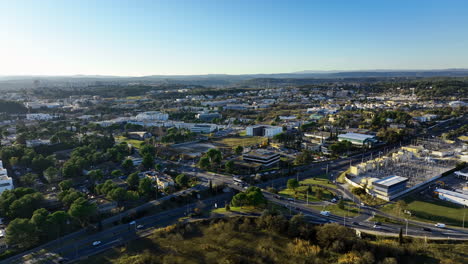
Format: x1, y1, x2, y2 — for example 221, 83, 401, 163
279, 185, 335, 202
381, 195, 467, 227
115, 136, 145, 149
301, 176, 336, 189
213, 136, 265, 149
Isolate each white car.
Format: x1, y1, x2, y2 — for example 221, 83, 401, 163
92, 241, 101, 246
373, 225, 381, 229
320, 211, 330, 216
435, 223, 446, 228
136, 224, 144, 229
129, 220, 136, 225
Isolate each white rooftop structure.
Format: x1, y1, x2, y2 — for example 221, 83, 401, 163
373, 175, 408, 187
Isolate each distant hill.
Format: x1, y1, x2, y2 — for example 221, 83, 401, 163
1, 69, 468, 89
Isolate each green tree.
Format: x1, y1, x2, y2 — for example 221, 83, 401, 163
122, 159, 134, 172
142, 153, 154, 170
30, 208, 50, 240
8, 192, 43, 219
287, 178, 299, 191
138, 177, 154, 197
111, 169, 122, 178
43, 166, 59, 183
175, 173, 189, 187
294, 150, 314, 165
21, 173, 38, 187
225, 160, 235, 173
47, 211, 69, 239
108, 187, 127, 205
59, 179, 73, 192
58, 189, 84, 207
5, 218, 39, 248
234, 145, 244, 155
127, 172, 140, 190
198, 156, 210, 169
88, 169, 104, 182
68, 197, 97, 227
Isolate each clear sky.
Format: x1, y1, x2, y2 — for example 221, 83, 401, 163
1, 0, 468, 76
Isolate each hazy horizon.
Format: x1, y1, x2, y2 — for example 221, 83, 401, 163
1, 0, 468, 76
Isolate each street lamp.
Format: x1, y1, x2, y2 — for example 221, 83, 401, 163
405, 219, 408, 236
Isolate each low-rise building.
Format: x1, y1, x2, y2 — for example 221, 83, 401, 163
26, 113, 55, 121
243, 149, 280, 167
435, 188, 468, 206
338, 133, 377, 147
372, 175, 408, 201
196, 112, 222, 121
246, 125, 283, 137
135, 111, 169, 121
0, 161, 13, 194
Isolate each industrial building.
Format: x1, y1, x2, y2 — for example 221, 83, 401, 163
338, 132, 377, 147
243, 150, 280, 167
435, 188, 468, 206
246, 125, 283, 138
372, 175, 408, 200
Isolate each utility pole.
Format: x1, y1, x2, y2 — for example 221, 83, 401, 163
405, 219, 408, 236
463, 205, 466, 228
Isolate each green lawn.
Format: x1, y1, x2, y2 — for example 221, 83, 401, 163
279, 185, 334, 202
300, 176, 336, 189
381, 195, 468, 227
309, 201, 359, 217
115, 136, 145, 149
213, 136, 264, 149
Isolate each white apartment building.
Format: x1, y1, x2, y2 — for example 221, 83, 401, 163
0, 161, 13, 194
135, 111, 169, 121
26, 113, 55, 121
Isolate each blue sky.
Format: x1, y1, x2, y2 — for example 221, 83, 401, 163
1, 0, 467, 76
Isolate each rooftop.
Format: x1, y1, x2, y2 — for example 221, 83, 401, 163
435, 188, 468, 200
338, 132, 376, 141
373, 175, 408, 187
244, 149, 280, 159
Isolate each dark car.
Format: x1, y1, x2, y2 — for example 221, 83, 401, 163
422, 227, 432, 232
374, 222, 382, 226
352, 222, 359, 226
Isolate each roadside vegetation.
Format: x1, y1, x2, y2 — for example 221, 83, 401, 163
84, 213, 468, 264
